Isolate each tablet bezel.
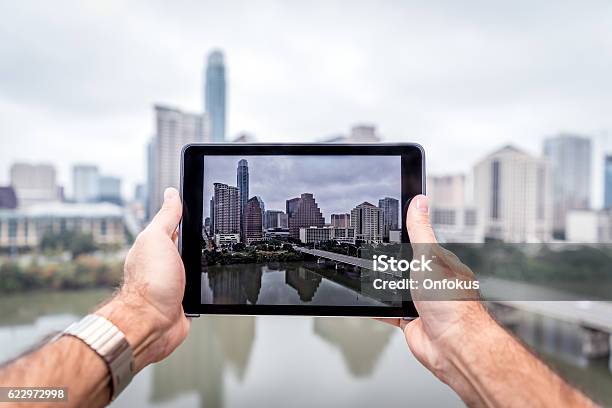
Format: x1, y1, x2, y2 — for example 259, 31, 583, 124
180, 143, 424, 317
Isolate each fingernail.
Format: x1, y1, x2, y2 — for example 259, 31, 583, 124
164, 187, 178, 201
416, 195, 429, 214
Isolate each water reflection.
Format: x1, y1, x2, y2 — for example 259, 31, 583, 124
0, 290, 609, 407
151, 316, 256, 408
313, 318, 394, 377
202, 262, 387, 306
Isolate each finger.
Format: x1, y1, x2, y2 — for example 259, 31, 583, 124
399, 316, 419, 333
374, 318, 401, 328
150, 187, 183, 236
406, 195, 437, 245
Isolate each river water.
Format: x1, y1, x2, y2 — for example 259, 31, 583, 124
0, 290, 610, 407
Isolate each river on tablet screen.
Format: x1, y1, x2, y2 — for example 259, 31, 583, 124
201, 262, 389, 306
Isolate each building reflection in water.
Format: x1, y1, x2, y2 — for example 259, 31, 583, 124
150, 315, 256, 408
312, 318, 394, 377
285, 265, 322, 302
201, 262, 373, 306
204, 264, 263, 304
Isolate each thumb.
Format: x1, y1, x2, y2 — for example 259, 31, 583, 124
406, 195, 437, 245
150, 187, 183, 236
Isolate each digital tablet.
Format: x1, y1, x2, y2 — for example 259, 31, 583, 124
180, 143, 424, 317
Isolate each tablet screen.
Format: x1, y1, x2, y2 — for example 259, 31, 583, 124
201, 155, 402, 307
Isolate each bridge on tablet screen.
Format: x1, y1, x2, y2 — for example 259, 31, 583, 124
293, 246, 374, 270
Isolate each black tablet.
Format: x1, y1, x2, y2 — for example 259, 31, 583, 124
180, 143, 424, 317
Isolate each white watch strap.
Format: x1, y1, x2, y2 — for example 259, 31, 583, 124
61, 314, 134, 400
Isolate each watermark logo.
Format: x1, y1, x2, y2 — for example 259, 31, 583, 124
372, 254, 433, 273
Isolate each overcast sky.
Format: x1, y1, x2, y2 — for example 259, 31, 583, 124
1, 1, 611, 203
203, 155, 400, 220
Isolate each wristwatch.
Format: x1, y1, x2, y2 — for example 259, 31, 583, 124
59, 314, 134, 400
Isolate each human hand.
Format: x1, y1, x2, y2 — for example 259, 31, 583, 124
97, 187, 190, 371
381, 195, 494, 406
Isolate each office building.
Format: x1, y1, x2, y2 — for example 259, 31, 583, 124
330, 227, 356, 244
604, 155, 612, 209
245, 196, 264, 244
543, 134, 591, 238
205, 50, 226, 142
378, 197, 399, 239
265, 210, 288, 229
286, 193, 325, 239
0, 187, 18, 209
0, 202, 126, 249
214, 233, 240, 247
73, 164, 100, 203
264, 228, 290, 240
351, 202, 384, 243
474, 145, 551, 242
330, 213, 350, 228
98, 176, 122, 205
299, 226, 332, 244
10, 163, 60, 205
213, 183, 240, 235
298, 226, 356, 244
148, 105, 208, 219
236, 159, 249, 240
427, 174, 480, 243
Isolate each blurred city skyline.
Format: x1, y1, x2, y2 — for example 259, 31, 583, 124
1, 0, 612, 204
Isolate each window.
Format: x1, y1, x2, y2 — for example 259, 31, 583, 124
491, 160, 500, 220
465, 209, 477, 226
432, 209, 456, 225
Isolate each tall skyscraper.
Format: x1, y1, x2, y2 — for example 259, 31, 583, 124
543, 134, 591, 238
474, 145, 551, 242
351, 202, 384, 243
605, 155, 612, 209
73, 164, 100, 203
286, 193, 325, 239
148, 105, 208, 219
10, 163, 59, 205
205, 50, 226, 142
378, 197, 399, 239
237, 159, 249, 240
213, 183, 240, 234
245, 196, 263, 244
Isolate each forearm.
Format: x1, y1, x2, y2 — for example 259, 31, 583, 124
0, 336, 110, 407
0, 294, 160, 408
442, 308, 597, 407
